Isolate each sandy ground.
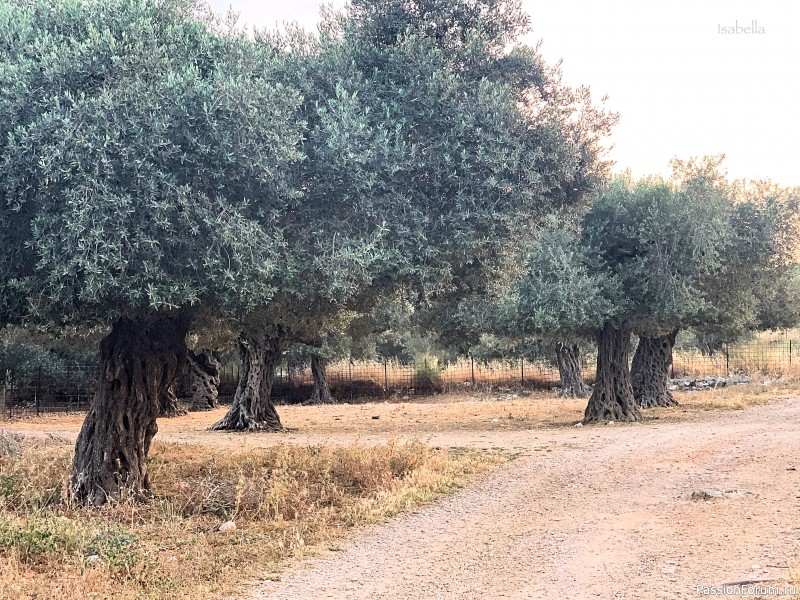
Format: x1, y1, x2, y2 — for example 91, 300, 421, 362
4, 389, 800, 599
245, 397, 800, 600
2, 384, 784, 449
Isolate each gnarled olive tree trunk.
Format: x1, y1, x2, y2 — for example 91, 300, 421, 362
555, 342, 588, 398
70, 315, 188, 506
211, 334, 283, 431
583, 322, 640, 423
631, 329, 679, 408
187, 349, 221, 411
159, 382, 186, 417
305, 354, 336, 405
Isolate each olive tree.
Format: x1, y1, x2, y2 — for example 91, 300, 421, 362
631, 173, 800, 407
0, 0, 304, 504
514, 166, 731, 423
208, 12, 407, 429
213, 0, 617, 428
340, 0, 617, 376
511, 225, 617, 398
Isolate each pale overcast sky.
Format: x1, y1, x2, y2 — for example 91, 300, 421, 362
208, 0, 800, 186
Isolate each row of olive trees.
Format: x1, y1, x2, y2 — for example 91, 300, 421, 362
490, 160, 800, 423
0, 0, 615, 505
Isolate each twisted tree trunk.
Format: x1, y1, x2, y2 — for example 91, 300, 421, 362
159, 382, 186, 417
211, 333, 283, 431
187, 349, 221, 411
255, 335, 283, 428
631, 329, 679, 408
583, 322, 640, 424
555, 342, 588, 398
0, 374, 7, 420
70, 315, 188, 506
305, 354, 336, 405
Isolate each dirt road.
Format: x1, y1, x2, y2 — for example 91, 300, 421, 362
250, 397, 800, 600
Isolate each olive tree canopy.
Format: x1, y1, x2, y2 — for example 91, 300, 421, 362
0, 0, 305, 504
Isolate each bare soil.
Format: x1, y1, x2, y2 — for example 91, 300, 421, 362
247, 395, 800, 600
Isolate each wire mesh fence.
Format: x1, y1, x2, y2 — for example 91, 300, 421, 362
272, 357, 587, 403
0, 364, 98, 418
672, 339, 800, 378
2, 339, 798, 417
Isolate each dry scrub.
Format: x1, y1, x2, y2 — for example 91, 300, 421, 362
0, 439, 507, 599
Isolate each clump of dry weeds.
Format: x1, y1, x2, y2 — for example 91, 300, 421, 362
0, 438, 506, 599
0, 430, 23, 457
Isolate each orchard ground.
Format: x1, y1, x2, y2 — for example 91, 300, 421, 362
1, 381, 800, 599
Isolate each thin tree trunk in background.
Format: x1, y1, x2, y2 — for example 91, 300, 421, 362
70, 315, 189, 506
0, 373, 7, 420
583, 322, 640, 424
256, 335, 283, 428
555, 342, 588, 398
159, 381, 186, 417
631, 329, 679, 408
305, 354, 336, 405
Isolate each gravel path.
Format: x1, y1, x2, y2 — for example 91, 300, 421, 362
249, 398, 800, 600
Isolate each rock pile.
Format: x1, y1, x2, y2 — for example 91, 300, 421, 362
668, 374, 753, 391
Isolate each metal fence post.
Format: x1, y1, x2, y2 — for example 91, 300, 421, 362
471, 356, 475, 386
725, 343, 730, 373
35, 365, 42, 417
0, 370, 6, 420
383, 360, 388, 393
790, 339, 793, 366
520, 358, 525, 385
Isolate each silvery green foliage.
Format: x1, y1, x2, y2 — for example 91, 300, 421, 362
298, 0, 617, 365
514, 225, 618, 337
0, 0, 304, 326
325, 0, 617, 301
579, 171, 730, 335
689, 177, 800, 341
513, 163, 736, 339
1, 0, 619, 346
242, 0, 616, 350
228, 19, 408, 340
497, 157, 799, 361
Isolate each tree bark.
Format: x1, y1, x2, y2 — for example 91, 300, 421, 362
159, 382, 186, 417
211, 333, 283, 431
0, 376, 7, 421
555, 342, 588, 398
187, 349, 221, 411
631, 329, 679, 408
70, 315, 188, 506
583, 322, 640, 424
305, 354, 336, 405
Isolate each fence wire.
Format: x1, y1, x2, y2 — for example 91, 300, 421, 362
2, 339, 798, 417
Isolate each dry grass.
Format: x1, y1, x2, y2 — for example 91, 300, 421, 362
0, 430, 23, 457
0, 439, 508, 599
652, 376, 799, 422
